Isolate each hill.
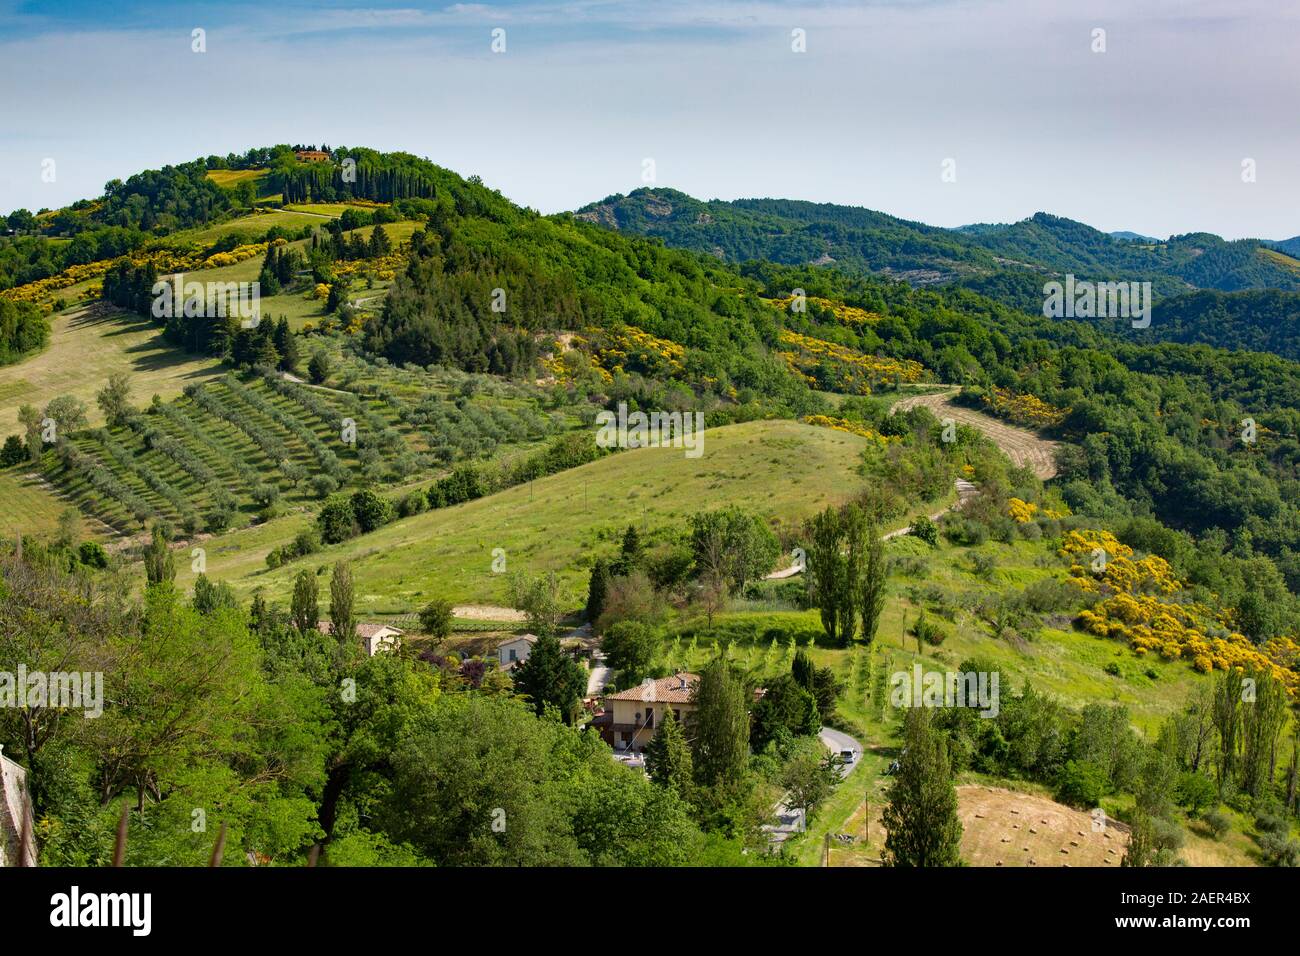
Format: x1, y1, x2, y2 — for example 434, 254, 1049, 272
177, 418, 876, 608
575, 189, 1300, 303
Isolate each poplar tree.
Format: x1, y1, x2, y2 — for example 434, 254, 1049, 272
291, 568, 319, 635
806, 506, 850, 644
1212, 668, 1244, 790
859, 517, 887, 646
330, 561, 356, 654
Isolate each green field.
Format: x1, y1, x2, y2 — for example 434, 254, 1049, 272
0, 305, 224, 436
179, 419, 874, 612
205, 168, 269, 189
0, 468, 79, 539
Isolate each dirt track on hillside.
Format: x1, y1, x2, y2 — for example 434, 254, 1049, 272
892, 389, 1060, 479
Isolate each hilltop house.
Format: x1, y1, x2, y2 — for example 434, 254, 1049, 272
496, 634, 537, 670
294, 149, 331, 163
593, 672, 698, 752
317, 621, 403, 657
0, 748, 36, 867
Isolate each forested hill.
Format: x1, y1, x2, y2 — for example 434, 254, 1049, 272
11, 144, 1300, 607
575, 189, 1300, 301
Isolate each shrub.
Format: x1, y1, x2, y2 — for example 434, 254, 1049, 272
1176, 772, 1217, 815
310, 474, 339, 499
350, 488, 394, 533
908, 609, 948, 646
1103, 661, 1122, 677
942, 517, 988, 546
969, 552, 996, 579
740, 577, 810, 610
1204, 809, 1231, 840
419, 598, 455, 640
251, 483, 281, 508
0, 434, 26, 467
308, 351, 331, 384
1255, 812, 1288, 835
909, 513, 938, 545
77, 541, 108, 569
206, 504, 235, 533
318, 494, 359, 544
1057, 759, 1107, 807
1017, 520, 1043, 541
1258, 832, 1300, 867
293, 528, 321, 557
1022, 577, 1076, 613
988, 516, 1017, 543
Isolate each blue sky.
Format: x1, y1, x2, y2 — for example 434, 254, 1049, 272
1, 0, 1297, 239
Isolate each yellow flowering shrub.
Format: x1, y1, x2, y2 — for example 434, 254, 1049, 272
1062, 527, 1298, 694
765, 295, 882, 325
802, 415, 897, 445
982, 386, 1069, 428
1008, 498, 1038, 523
777, 330, 925, 394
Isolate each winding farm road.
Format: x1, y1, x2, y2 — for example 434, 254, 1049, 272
891, 388, 1060, 479
764, 478, 977, 579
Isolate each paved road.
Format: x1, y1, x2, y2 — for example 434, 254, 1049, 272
764, 726, 864, 844
818, 727, 863, 778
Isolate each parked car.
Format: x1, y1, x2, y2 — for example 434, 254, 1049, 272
840, 749, 855, 763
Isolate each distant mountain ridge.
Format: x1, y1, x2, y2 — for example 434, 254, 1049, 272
574, 189, 1300, 302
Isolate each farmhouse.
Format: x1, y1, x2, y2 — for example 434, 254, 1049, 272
496, 634, 538, 670
317, 621, 403, 657
294, 149, 331, 163
593, 672, 698, 752
0, 747, 36, 867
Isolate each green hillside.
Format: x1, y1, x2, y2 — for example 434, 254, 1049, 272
576, 189, 1300, 305
4, 145, 1300, 872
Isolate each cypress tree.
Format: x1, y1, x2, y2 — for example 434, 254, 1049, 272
585, 557, 611, 623
143, 524, 175, 587
690, 656, 750, 788
644, 707, 694, 801
882, 706, 964, 867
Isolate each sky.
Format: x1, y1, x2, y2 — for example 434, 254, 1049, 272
0, 0, 1297, 240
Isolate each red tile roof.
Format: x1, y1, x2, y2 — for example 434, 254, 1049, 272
605, 673, 699, 703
